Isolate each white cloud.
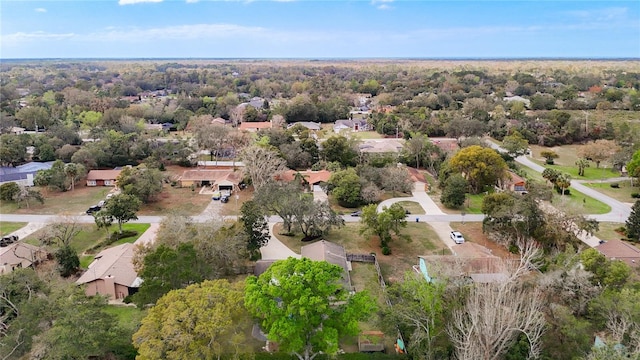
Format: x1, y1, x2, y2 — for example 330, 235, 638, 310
185, 0, 199, 3
565, 7, 629, 22
34, 8, 47, 12
118, 0, 163, 5
371, 0, 393, 10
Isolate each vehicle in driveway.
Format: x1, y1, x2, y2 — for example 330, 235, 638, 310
221, 195, 229, 203
86, 205, 101, 215
450, 231, 465, 244
211, 191, 221, 200
350, 210, 362, 217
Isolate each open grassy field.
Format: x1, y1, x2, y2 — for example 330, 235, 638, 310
274, 222, 450, 281
532, 161, 620, 181
0, 222, 27, 236
25, 222, 150, 265
595, 222, 627, 241
0, 186, 111, 215
582, 180, 639, 203
395, 201, 425, 215
528, 144, 621, 180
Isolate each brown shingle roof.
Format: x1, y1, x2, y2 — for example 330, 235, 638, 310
86, 170, 122, 181
278, 170, 332, 185
596, 239, 640, 267
179, 169, 242, 183
239, 122, 272, 131
76, 243, 140, 287
301, 240, 349, 273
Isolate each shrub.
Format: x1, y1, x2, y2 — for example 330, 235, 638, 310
610, 183, 620, 188
0, 182, 20, 201
631, 193, 640, 199
545, 159, 555, 165
381, 246, 391, 255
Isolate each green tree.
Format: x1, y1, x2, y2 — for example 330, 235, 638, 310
502, 131, 529, 157
245, 258, 375, 360
13, 186, 44, 208
0, 182, 20, 201
580, 248, 631, 288
627, 150, 640, 181
240, 200, 270, 259
441, 174, 468, 208
133, 280, 251, 360
116, 165, 164, 203
385, 275, 447, 359
254, 181, 304, 234
133, 243, 207, 307
293, 198, 344, 238
63, 163, 86, 192
626, 200, 640, 241
556, 173, 572, 196
387, 202, 408, 235
542, 168, 562, 185
33, 160, 68, 192
541, 150, 559, 165
94, 193, 141, 234
54, 245, 80, 278
15, 106, 50, 130
448, 145, 507, 194
576, 158, 590, 177
321, 135, 358, 167
327, 168, 362, 207
359, 203, 405, 251
0, 134, 28, 166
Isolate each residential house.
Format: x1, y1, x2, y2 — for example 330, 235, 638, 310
178, 169, 242, 191
10, 127, 25, 135
239, 121, 272, 132
416, 254, 512, 284
248, 97, 266, 109
359, 139, 404, 154
277, 170, 332, 192
503, 95, 531, 108
211, 117, 227, 126
0, 242, 47, 275
333, 119, 369, 133
501, 170, 527, 194
0, 161, 54, 187
76, 243, 142, 300
287, 122, 322, 131
595, 239, 640, 267
301, 240, 352, 291
429, 138, 458, 153
86, 169, 121, 187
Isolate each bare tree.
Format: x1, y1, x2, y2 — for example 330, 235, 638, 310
239, 145, 287, 191
229, 106, 245, 128
447, 244, 546, 360
40, 215, 83, 247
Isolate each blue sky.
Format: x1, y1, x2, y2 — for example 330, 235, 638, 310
1, 0, 639, 59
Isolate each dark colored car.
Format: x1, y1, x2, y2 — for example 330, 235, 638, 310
86, 205, 101, 215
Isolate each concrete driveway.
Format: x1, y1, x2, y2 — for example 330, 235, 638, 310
260, 223, 300, 260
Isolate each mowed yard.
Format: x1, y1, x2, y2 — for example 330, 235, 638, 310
274, 222, 450, 282
528, 144, 621, 180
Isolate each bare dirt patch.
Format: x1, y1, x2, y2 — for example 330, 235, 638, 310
449, 222, 516, 260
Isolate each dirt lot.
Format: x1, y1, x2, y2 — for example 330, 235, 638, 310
449, 222, 516, 260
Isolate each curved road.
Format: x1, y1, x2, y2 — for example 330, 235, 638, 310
488, 141, 632, 222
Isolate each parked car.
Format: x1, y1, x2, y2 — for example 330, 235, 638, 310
221, 195, 230, 203
211, 191, 221, 200
97, 200, 105, 207
450, 231, 465, 244
86, 205, 101, 215
350, 210, 362, 217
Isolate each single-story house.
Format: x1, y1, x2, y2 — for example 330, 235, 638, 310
287, 122, 322, 131
301, 240, 352, 291
10, 127, 26, 135
429, 138, 458, 153
416, 255, 511, 283
239, 121, 272, 132
333, 119, 369, 133
0, 161, 54, 187
76, 243, 142, 300
248, 97, 266, 109
359, 139, 404, 153
276, 170, 332, 192
595, 239, 640, 267
501, 170, 527, 194
86, 169, 121, 187
211, 117, 227, 126
178, 169, 242, 191
0, 242, 47, 275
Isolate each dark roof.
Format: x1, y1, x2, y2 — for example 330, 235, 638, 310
0, 161, 54, 182
253, 260, 276, 276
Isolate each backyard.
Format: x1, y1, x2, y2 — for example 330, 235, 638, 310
273, 222, 450, 282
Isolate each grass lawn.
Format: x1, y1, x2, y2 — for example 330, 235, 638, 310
218, 188, 254, 216
532, 161, 620, 181
552, 188, 611, 215
24, 223, 150, 259
138, 185, 211, 216
396, 201, 425, 215
0, 222, 27, 236
438, 193, 485, 215
595, 222, 627, 241
582, 180, 639, 203
0, 186, 111, 215
274, 222, 450, 281
80, 255, 95, 269
352, 131, 384, 140
104, 305, 146, 331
